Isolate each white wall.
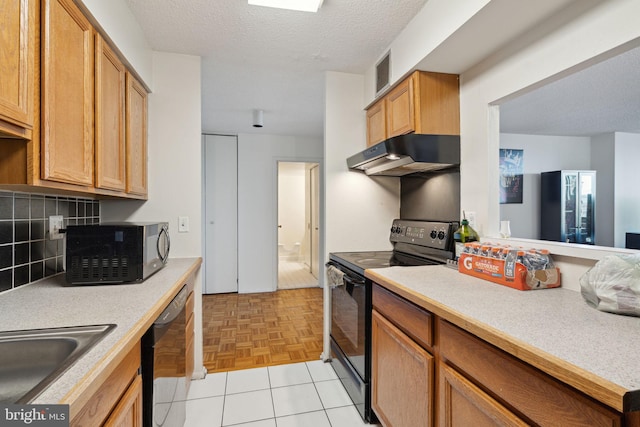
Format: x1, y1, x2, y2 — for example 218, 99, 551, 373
101, 52, 204, 376
460, 0, 640, 240
614, 132, 640, 247
323, 71, 399, 360
278, 163, 306, 258
324, 72, 400, 255
499, 134, 591, 240
237, 134, 322, 293
364, 0, 490, 102
354, 0, 640, 290
80, 0, 152, 86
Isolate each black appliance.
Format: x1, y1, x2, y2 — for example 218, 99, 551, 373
326, 219, 457, 423
540, 170, 596, 244
65, 222, 170, 284
346, 134, 460, 176
626, 233, 640, 250
142, 285, 188, 427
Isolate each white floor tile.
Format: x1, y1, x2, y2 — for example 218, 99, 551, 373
276, 410, 331, 427
325, 406, 376, 427
187, 371, 227, 399
305, 360, 338, 382
184, 396, 224, 427
315, 379, 354, 409
226, 367, 270, 394
268, 362, 312, 388
231, 419, 277, 427
271, 383, 324, 417
222, 389, 274, 426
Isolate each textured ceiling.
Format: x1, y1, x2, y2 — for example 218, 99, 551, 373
124, 0, 429, 137
500, 44, 640, 137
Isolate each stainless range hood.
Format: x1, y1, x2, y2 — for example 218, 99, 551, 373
347, 134, 460, 176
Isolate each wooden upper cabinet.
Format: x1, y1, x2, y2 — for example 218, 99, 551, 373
386, 76, 415, 138
366, 98, 387, 147
414, 71, 460, 135
41, 0, 95, 186
0, 0, 35, 138
126, 73, 148, 197
365, 71, 459, 147
95, 34, 126, 191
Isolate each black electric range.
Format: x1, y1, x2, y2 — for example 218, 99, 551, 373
326, 219, 458, 423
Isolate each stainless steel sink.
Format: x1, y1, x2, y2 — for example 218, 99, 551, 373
0, 324, 115, 404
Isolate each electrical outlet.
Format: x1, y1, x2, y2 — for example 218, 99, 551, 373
178, 216, 189, 233
466, 211, 477, 229
49, 215, 64, 240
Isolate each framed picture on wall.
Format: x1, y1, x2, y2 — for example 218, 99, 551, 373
500, 149, 523, 204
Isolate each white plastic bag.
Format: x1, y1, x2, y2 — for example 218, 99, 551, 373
580, 254, 640, 316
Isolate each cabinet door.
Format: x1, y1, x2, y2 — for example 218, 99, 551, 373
372, 309, 434, 427
95, 35, 126, 191
366, 98, 387, 147
439, 363, 528, 427
41, 0, 94, 186
414, 71, 460, 135
125, 73, 148, 196
0, 0, 35, 137
103, 375, 143, 427
386, 76, 415, 138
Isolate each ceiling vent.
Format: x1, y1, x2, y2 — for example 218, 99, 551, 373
376, 52, 390, 95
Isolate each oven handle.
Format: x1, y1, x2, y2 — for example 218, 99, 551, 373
343, 275, 364, 296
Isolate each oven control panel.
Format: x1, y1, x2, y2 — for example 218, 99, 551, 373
390, 219, 457, 250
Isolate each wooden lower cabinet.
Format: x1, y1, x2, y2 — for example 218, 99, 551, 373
103, 375, 142, 427
371, 282, 630, 427
372, 309, 434, 427
439, 363, 528, 427
71, 342, 142, 427
438, 319, 623, 426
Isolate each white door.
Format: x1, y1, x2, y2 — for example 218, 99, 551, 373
203, 134, 238, 294
310, 164, 320, 278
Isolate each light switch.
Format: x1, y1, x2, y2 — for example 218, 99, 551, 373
466, 211, 477, 229
178, 216, 189, 233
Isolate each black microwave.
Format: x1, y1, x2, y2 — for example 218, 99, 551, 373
65, 222, 170, 284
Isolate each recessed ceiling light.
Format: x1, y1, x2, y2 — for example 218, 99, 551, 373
248, 0, 324, 13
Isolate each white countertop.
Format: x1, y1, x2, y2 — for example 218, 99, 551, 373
366, 264, 640, 412
0, 257, 201, 408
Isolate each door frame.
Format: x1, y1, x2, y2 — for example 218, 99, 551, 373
273, 157, 324, 291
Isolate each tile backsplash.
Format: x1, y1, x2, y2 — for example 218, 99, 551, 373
0, 191, 100, 292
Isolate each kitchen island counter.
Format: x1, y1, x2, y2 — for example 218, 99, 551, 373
366, 264, 640, 414
0, 257, 201, 420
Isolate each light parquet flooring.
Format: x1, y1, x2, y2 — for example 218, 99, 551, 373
202, 287, 324, 373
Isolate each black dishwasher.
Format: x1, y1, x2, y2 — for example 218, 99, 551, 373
142, 285, 188, 427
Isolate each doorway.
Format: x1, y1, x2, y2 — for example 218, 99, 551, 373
277, 161, 320, 289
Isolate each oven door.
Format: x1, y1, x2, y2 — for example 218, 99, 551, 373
330, 267, 367, 380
